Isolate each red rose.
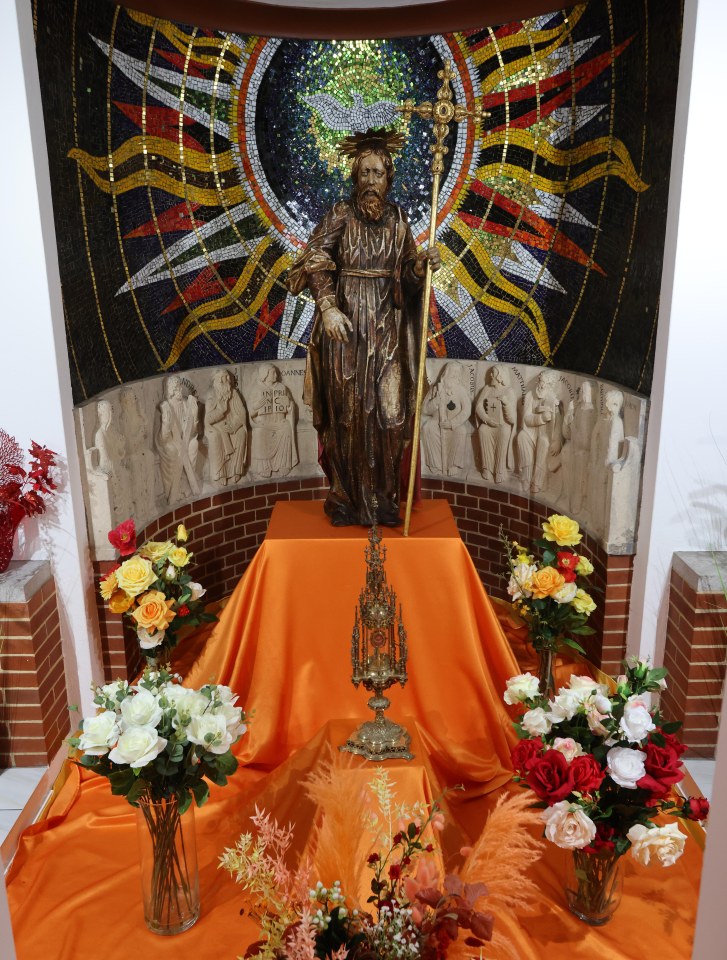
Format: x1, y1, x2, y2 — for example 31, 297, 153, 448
511, 737, 545, 774
570, 754, 605, 793
684, 796, 710, 821
177, 604, 191, 618
660, 731, 687, 757
557, 552, 579, 583
637, 740, 684, 797
388, 864, 401, 880
526, 751, 573, 803
367, 853, 380, 864
584, 822, 616, 853
108, 518, 137, 556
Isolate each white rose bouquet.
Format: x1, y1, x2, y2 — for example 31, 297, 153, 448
69, 667, 247, 810
505, 658, 708, 923
99, 518, 217, 663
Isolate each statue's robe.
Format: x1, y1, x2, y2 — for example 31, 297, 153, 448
288, 199, 423, 526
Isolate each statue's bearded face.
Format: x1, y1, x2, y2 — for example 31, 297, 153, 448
353, 151, 391, 222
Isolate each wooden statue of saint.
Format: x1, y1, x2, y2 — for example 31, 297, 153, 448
288, 128, 440, 527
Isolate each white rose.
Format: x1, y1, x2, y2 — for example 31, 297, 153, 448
78, 711, 120, 756
619, 694, 655, 743
551, 737, 584, 762
541, 801, 597, 850
568, 675, 608, 701
164, 563, 177, 581
507, 562, 537, 600
189, 581, 207, 602
504, 673, 540, 705
213, 684, 237, 704
215, 701, 247, 738
186, 713, 234, 754
549, 688, 582, 723
606, 746, 646, 788
138, 626, 165, 650
627, 822, 686, 867
98, 679, 129, 704
108, 724, 167, 767
172, 691, 210, 729
522, 707, 552, 736
552, 581, 578, 604
120, 689, 163, 729
584, 692, 613, 736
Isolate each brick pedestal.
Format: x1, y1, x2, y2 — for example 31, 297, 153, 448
0, 561, 68, 766
662, 552, 727, 758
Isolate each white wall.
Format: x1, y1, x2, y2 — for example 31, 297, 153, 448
0, 1, 104, 716
628, 0, 727, 666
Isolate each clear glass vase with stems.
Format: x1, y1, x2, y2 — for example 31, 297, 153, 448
536, 643, 557, 700
565, 846, 624, 925
136, 794, 200, 935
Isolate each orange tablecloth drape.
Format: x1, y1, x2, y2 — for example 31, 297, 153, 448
6, 499, 702, 959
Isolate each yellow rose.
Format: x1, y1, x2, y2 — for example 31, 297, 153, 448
572, 589, 596, 616
176, 523, 189, 543
576, 556, 594, 577
108, 589, 134, 614
131, 590, 177, 633
168, 546, 191, 568
139, 540, 173, 563
529, 566, 566, 599
99, 570, 118, 601
542, 514, 582, 547
116, 555, 157, 597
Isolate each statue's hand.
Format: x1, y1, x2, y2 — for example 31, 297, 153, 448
414, 246, 442, 278
322, 306, 353, 343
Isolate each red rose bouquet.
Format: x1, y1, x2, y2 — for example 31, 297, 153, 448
99, 518, 217, 663
505, 658, 708, 923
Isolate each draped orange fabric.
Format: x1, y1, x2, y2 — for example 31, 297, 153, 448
6, 500, 701, 958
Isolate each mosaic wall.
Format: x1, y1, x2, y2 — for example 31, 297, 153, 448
34, 0, 682, 404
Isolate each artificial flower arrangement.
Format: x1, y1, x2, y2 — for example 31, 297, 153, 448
221, 765, 543, 960
70, 667, 248, 933
505, 658, 709, 922
99, 518, 217, 662
502, 513, 597, 688
0, 429, 58, 573
70, 666, 247, 809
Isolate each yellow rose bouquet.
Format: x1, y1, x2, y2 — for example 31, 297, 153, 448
100, 519, 217, 663
501, 514, 596, 695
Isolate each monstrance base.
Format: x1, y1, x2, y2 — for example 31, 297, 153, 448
340, 717, 414, 761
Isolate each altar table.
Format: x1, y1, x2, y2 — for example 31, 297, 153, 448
6, 499, 702, 959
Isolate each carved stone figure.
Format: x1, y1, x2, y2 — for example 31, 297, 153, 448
475, 364, 517, 484
516, 369, 564, 495
85, 399, 131, 527
156, 375, 201, 503
248, 364, 299, 478
205, 368, 248, 486
561, 380, 597, 515
288, 128, 440, 527
119, 386, 156, 516
421, 362, 471, 476
590, 388, 627, 534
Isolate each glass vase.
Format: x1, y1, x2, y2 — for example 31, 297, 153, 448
565, 847, 624, 925
135, 795, 200, 935
537, 645, 557, 700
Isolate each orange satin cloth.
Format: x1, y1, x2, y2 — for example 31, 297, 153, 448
7, 500, 701, 959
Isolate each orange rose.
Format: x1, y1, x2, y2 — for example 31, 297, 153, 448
529, 566, 566, 599
131, 590, 177, 634
108, 589, 134, 614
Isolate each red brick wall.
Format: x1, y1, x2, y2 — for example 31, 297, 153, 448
0, 572, 69, 766
662, 568, 726, 757
94, 477, 634, 680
